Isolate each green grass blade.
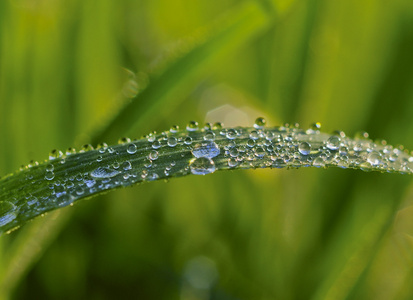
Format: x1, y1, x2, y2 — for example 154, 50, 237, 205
1, 121, 412, 235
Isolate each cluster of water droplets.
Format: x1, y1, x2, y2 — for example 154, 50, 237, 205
1, 118, 413, 234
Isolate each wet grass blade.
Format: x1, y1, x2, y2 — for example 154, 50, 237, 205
1, 121, 412, 235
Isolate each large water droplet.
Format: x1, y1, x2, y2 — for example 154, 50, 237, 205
90, 167, 121, 178
367, 151, 382, 166
0, 201, 17, 227
298, 142, 311, 155
326, 136, 341, 150
191, 141, 220, 159
189, 157, 216, 175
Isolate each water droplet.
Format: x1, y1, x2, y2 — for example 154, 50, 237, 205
254, 117, 266, 129
184, 136, 193, 145
187, 121, 199, 131
226, 129, 237, 140
118, 137, 131, 144
192, 141, 220, 159
312, 157, 325, 168
170, 125, 179, 133
213, 122, 223, 130
81, 144, 94, 152
326, 136, 341, 150
91, 167, 121, 178
167, 137, 178, 147
127, 144, 137, 154
249, 131, 259, 140
0, 201, 17, 227
45, 171, 55, 181
46, 164, 54, 172
49, 149, 63, 160
247, 139, 255, 147
189, 157, 216, 175
367, 151, 382, 166
149, 150, 159, 160
152, 141, 161, 149
203, 131, 215, 141
228, 158, 238, 168
255, 147, 266, 158
122, 161, 132, 170
298, 142, 311, 155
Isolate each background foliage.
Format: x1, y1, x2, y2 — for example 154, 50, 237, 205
1, 0, 413, 299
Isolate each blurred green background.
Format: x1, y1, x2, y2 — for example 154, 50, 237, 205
1, 0, 413, 299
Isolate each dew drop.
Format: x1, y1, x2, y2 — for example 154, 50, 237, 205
192, 141, 220, 159
367, 151, 382, 166
167, 137, 178, 147
254, 147, 266, 158
254, 117, 266, 129
184, 136, 193, 145
326, 136, 341, 150
45, 171, 55, 181
186, 121, 199, 131
149, 150, 159, 160
213, 122, 223, 130
298, 142, 311, 156
228, 158, 238, 168
189, 157, 216, 175
312, 157, 325, 168
46, 164, 54, 172
152, 141, 161, 149
122, 161, 132, 171
170, 125, 179, 133
127, 144, 137, 154
0, 201, 17, 227
203, 131, 215, 141
226, 129, 237, 140
118, 137, 131, 144
90, 167, 121, 178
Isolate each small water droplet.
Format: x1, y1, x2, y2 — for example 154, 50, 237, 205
186, 121, 199, 131
118, 137, 131, 144
167, 137, 178, 147
204, 131, 215, 141
170, 125, 179, 133
91, 167, 121, 178
213, 122, 223, 130
298, 142, 311, 156
228, 158, 238, 168
226, 129, 237, 140
81, 144, 94, 152
152, 141, 161, 149
312, 157, 325, 168
122, 161, 132, 171
192, 141, 220, 159
254, 117, 266, 129
45, 171, 55, 181
149, 150, 159, 160
184, 136, 193, 145
46, 164, 54, 172
127, 144, 137, 154
189, 157, 216, 175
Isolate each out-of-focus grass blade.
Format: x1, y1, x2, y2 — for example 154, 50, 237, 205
92, 1, 271, 144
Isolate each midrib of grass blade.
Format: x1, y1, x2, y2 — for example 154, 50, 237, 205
92, 1, 270, 144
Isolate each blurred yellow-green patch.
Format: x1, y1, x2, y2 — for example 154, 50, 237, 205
1, 0, 413, 299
